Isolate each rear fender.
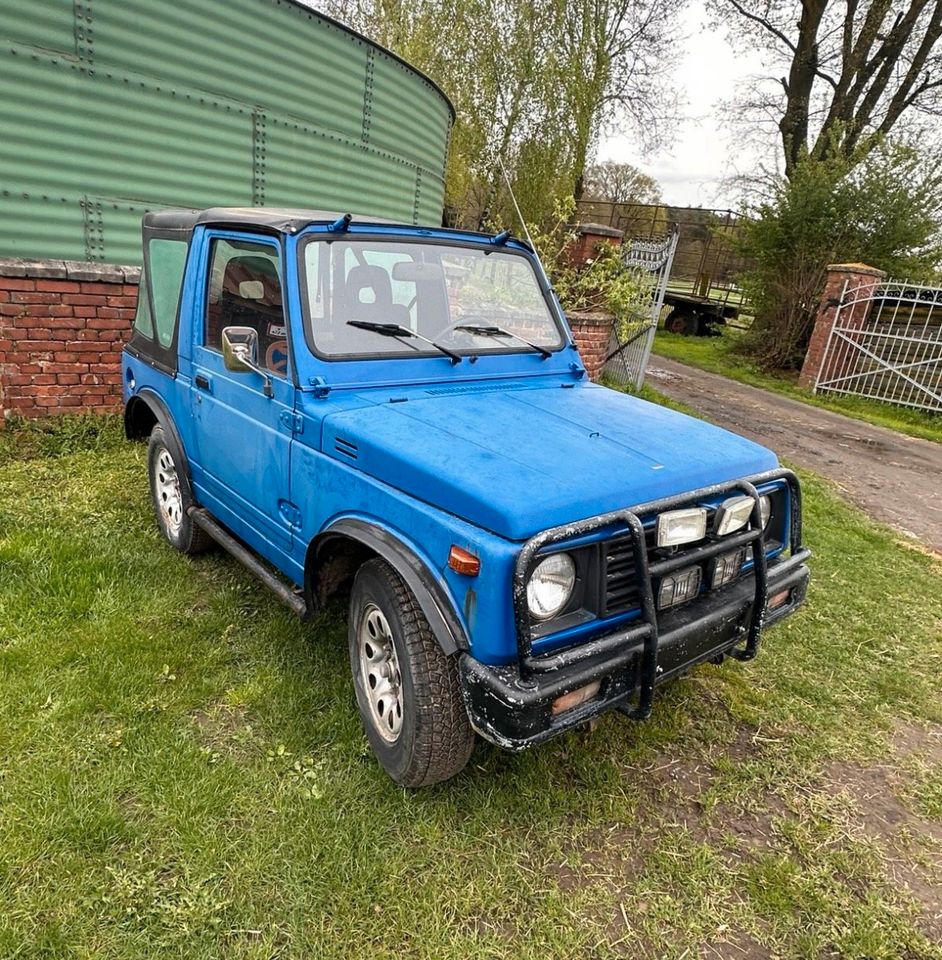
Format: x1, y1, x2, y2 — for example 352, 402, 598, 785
124, 389, 194, 501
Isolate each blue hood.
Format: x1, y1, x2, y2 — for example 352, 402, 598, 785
321, 381, 779, 541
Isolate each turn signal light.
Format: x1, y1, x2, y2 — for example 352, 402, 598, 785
551, 681, 601, 715
767, 589, 790, 610
448, 545, 481, 576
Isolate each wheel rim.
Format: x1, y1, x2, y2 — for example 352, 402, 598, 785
358, 603, 403, 742
154, 445, 184, 535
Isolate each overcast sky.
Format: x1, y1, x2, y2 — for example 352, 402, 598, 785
598, 3, 771, 211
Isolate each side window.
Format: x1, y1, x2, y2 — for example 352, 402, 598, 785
148, 238, 188, 348
132, 266, 155, 339
205, 238, 288, 376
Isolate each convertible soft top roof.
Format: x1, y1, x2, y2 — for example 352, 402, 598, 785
141, 207, 533, 252
143, 207, 390, 237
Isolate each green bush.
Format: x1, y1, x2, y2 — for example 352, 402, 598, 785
738, 140, 942, 370
529, 197, 654, 340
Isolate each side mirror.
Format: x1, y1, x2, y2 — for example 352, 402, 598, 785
222, 326, 259, 372
221, 326, 273, 398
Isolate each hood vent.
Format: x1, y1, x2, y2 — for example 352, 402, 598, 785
425, 381, 527, 397
334, 437, 358, 460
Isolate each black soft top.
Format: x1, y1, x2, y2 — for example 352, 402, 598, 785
143, 207, 389, 238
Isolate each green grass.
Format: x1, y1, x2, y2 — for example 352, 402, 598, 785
1, 415, 941, 958
652, 328, 942, 445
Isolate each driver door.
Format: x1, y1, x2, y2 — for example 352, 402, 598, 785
189, 233, 297, 559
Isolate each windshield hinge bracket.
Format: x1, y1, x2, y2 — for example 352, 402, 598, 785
306, 376, 331, 399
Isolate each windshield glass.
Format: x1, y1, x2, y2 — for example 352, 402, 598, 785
301, 239, 563, 359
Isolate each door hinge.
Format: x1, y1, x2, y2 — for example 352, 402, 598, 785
278, 500, 302, 529
280, 410, 303, 434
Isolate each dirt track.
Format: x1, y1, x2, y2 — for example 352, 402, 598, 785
646, 356, 942, 554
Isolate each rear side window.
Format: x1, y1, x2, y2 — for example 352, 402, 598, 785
149, 238, 188, 347
132, 267, 155, 339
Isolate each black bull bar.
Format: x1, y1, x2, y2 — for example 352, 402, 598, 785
510, 468, 811, 719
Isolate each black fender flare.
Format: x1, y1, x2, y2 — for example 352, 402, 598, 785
314, 518, 469, 656
125, 390, 195, 502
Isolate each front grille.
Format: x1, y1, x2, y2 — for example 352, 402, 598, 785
602, 535, 641, 615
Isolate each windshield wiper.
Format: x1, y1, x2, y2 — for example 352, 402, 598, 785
346, 320, 462, 365
453, 324, 551, 359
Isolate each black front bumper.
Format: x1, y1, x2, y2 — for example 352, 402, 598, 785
461, 556, 809, 749
460, 469, 811, 751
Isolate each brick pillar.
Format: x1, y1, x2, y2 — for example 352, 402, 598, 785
567, 310, 614, 381
567, 223, 623, 267
0, 258, 140, 423
799, 263, 885, 388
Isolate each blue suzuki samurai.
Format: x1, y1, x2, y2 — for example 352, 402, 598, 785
123, 207, 810, 786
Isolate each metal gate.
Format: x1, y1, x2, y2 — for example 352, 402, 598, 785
603, 231, 678, 389
814, 279, 942, 413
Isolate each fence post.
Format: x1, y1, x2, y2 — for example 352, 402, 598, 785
799, 263, 885, 388
567, 223, 623, 266
567, 311, 615, 381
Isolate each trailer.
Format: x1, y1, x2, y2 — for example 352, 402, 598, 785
576, 200, 753, 335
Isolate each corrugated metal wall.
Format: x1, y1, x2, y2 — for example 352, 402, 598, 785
0, 0, 452, 263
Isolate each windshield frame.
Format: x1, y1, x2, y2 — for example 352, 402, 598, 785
296, 231, 569, 364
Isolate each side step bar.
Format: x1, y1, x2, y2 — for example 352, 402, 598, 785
187, 507, 309, 620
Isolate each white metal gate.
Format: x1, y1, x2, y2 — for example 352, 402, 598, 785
603, 231, 678, 390
814, 279, 942, 413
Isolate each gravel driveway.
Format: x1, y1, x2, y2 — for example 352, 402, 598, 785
646, 355, 942, 554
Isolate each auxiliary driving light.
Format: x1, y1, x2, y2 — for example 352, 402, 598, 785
714, 495, 754, 536
657, 565, 701, 610
656, 507, 707, 547
712, 547, 747, 589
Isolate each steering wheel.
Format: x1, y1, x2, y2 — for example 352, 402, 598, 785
435, 315, 496, 339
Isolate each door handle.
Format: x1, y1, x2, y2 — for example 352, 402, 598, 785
195, 373, 211, 392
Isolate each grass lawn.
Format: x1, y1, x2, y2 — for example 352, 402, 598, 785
652, 329, 942, 445
1, 415, 941, 959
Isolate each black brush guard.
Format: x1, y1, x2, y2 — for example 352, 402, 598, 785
509, 468, 810, 720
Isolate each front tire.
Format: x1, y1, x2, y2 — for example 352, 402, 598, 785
349, 558, 474, 787
147, 425, 212, 555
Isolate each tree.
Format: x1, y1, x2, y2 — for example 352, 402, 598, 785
738, 140, 942, 369
582, 161, 662, 204
718, 0, 942, 178
551, 0, 684, 199
314, 0, 681, 227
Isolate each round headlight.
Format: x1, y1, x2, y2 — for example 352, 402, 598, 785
527, 553, 576, 621
759, 495, 772, 528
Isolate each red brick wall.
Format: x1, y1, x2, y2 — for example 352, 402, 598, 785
799, 263, 885, 388
568, 311, 614, 382
0, 259, 139, 425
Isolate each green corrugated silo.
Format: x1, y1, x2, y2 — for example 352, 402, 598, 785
0, 0, 453, 263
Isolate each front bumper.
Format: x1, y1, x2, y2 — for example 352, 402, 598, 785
460, 468, 811, 751
461, 556, 809, 749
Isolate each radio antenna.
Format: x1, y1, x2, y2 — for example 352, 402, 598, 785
498, 158, 537, 252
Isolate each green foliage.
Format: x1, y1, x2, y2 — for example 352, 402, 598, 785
529, 197, 655, 336
738, 139, 942, 369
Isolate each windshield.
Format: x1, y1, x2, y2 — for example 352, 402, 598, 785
301, 239, 563, 359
